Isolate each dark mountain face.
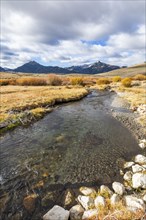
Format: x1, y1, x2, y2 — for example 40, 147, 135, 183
13, 61, 71, 74
66, 61, 120, 74
1, 61, 120, 74
0, 66, 6, 72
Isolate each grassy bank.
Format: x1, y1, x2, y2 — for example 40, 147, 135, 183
0, 85, 88, 133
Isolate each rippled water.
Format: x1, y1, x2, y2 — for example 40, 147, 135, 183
0, 90, 142, 219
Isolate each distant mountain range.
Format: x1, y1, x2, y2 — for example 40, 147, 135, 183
0, 60, 120, 74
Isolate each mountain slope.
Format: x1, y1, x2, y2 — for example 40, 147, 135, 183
66, 61, 120, 74
98, 62, 146, 77
0, 66, 6, 72
14, 61, 71, 74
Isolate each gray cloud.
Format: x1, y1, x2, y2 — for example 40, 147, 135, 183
1, 0, 145, 68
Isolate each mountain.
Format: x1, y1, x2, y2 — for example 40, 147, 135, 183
66, 61, 120, 74
0, 66, 6, 72
1, 60, 120, 74
14, 61, 72, 74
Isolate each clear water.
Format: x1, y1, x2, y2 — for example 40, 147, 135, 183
0, 90, 142, 219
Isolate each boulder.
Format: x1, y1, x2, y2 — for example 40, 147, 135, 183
100, 185, 113, 197
112, 182, 125, 195
124, 161, 134, 169
43, 205, 69, 220
123, 171, 132, 182
135, 155, 146, 165
94, 196, 105, 208
132, 164, 145, 173
78, 195, 94, 210
79, 187, 96, 196
82, 209, 98, 220
70, 205, 84, 220
110, 193, 121, 205
132, 173, 146, 189
124, 195, 145, 212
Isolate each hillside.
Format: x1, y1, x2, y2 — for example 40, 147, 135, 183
98, 63, 146, 77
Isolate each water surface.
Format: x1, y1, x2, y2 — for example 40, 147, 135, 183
0, 90, 141, 219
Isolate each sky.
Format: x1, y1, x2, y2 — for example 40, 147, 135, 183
0, 0, 146, 68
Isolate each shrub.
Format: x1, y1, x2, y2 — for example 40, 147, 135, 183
70, 77, 84, 85
0, 79, 10, 86
96, 78, 111, 85
47, 74, 62, 86
121, 78, 132, 87
112, 76, 121, 82
133, 74, 146, 81
16, 77, 47, 86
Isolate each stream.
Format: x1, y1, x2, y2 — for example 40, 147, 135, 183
0, 90, 142, 220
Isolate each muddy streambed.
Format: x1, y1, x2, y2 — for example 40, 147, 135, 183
0, 90, 142, 220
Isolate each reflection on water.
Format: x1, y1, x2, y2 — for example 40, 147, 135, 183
0, 90, 141, 219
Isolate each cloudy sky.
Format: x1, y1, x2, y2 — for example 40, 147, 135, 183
1, 0, 145, 68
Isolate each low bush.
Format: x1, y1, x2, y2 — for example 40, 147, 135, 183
96, 78, 111, 85
0, 79, 10, 86
70, 77, 84, 85
47, 74, 62, 86
16, 77, 47, 86
133, 74, 146, 81
121, 78, 132, 87
112, 76, 121, 82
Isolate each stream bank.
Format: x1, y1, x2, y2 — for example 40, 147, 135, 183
0, 89, 145, 220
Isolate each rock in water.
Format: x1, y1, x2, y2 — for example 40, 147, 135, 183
112, 182, 125, 195
23, 194, 38, 213
43, 205, 69, 220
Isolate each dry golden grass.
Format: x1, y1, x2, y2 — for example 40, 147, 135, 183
112, 76, 121, 82
98, 63, 146, 77
117, 86, 146, 107
121, 78, 132, 87
133, 74, 146, 81
97, 78, 111, 85
0, 85, 88, 123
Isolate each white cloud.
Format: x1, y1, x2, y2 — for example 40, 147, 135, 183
0, 0, 145, 68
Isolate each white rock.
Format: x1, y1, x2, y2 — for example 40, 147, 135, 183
78, 195, 94, 210
124, 195, 145, 212
132, 164, 145, 173
70, 205, 84, 220
139, 143, 146, 149
100, 185, 113, 197
94, 196, 105, 208
112, 182, 125, 195
123, 171, 133, 182
110, 193, 121, 205
143, 194, 146, 202
82, 209, 98, 220
43, 205, 69, 220
132, 173, 146, 189
79, 187, 96, 196
135, 155, 146, 165
124, 161, 134, 169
